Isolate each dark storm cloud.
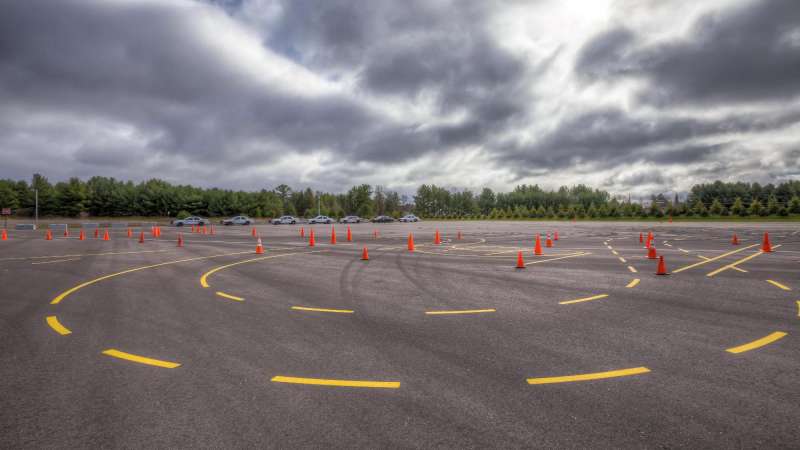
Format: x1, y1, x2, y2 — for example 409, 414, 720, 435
576, 0, 800, 105
0, 0, 506, 185
499, 107, 800, 173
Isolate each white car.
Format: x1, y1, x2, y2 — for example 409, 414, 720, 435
270, 215, 297, 225
339, 215, 362, 223
173, 216, 210, 226
221, 215, 253, 226
309, 215, 333, 224
399, 214, 420, 222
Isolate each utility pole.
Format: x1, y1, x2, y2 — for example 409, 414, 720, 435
318, 197, 321, 216
35, 188, 39, 229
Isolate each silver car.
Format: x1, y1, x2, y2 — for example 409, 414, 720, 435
271, 215, 297, 225
309, 215, 333, 224
399, 214, 420, 222
339, 215, 362, 223
221, 215, 253, 225
173, 216, 210, 226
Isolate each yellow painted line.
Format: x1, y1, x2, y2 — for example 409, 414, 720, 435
706, 245, 781, 277
796, 300, 800, 317
698, 255, 710, 260
626, 278, 640, 288
767, 280, 791, 291
200, 251, 317, 288
726, 332, 787, 354
527, 367, 650, 385
559, 294, 608, 305
425, 309, 496, 315
291, 306, 354, 314
216, 291, 244, 302
31, 258, 81, 265
271, 376, 400, 389
673, 244, 759, 273
628, 265, 637, 273
525, 252, 590, 265
618, 257, 626, 263
51, 251, 254, 305
46, 316, 71, 335
611, 250, 618, 255
1, 249, 168, 262
101, 349, 181, 368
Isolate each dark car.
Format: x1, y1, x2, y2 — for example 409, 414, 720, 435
371, 215, 394, 223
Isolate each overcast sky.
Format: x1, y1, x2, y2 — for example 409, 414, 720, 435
1, 0, 799, 196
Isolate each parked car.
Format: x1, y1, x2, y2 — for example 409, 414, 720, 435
309, 215, 333, 224
173, 216, 210, 226
339, 215, 362, 223
371, 215, 395, 223
398, 214, 420, 222
221, 215, 253, 226
270, 215, 297, 225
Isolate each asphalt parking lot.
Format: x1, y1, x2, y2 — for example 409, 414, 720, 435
1, 221, 798, 448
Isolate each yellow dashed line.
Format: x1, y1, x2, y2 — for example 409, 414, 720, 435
559, 294, 608, 305
101, 349, 181, 368
726, 332, 787, 354
796, 301, 800, 317
766, 280, 791, 291
611, 250, 619, 255
673, 244, 758, 273
51, 251, 253, 305
216, 291, 244, 302
425, 309, 496, 315
626, 278, 640, 288
618, 257, 626, 263
200, 251, 319, 288
271, 376, 399, 389
46, 316, 71, 335
527, 367, 650, 385
628, 266, 637, 273
706, 245, 781, 277
291, 306, 354, 314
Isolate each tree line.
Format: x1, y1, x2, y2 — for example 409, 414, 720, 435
1, 174, 799, 219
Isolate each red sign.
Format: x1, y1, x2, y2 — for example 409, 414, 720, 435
1, 208, 11, 215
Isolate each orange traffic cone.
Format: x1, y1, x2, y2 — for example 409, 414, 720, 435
1, 229, 7, 241
546, 235, 553, 248
408, 233, 415, 252
346, 225, 352, 242
251, 227, 257, 237
731, 233, 739, 245
79, 229, 85, 241
157, 226, 162, 237
103, 229, 110, 241
639, 232, 644, 244
177, 233, 184, 247
534, 234, 543, 256
63, 228, 69, 237
761, 232, 772, 252
94, 228, 99, 239
516, 251, 526, 269
361, 246, 369, 261
434, 230, 441, 245
127, 228, 132, 238
554, 231, 559, 241
330, 227, 337, 244
457, 231, 462, 240
309, 229, 315, 247
255, 237, 264, 254
46, 229, 53, 240
656, 255, 668, 275
139, 231, 145, 243
647, 246, 657, 259
300, 227, 305, 238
